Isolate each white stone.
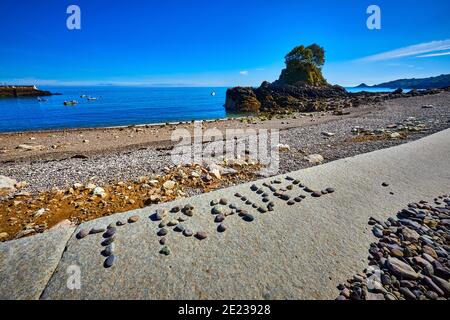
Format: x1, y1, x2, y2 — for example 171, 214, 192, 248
73, 183, 84, 190
0, 175, 17, 192
304, 154, 324, 164
34, 208, 47, 217
275, 143, 291, 151
85, 183, 96, 190
163, 180, 176, 190
16, 144, 44, 151
92, 187, 106, 197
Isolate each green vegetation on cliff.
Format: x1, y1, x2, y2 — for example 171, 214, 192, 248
276, 44, 327, 86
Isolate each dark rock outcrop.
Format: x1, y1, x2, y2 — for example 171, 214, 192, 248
0, 86, 53, 98
225, 82, 348, 113
225, 87, 261, 112
225, 43, 350, 113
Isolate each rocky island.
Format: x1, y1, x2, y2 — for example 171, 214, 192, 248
225, 44, 449, 114
0, 85, 53, 98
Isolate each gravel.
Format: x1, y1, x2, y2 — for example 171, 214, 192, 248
336, 194, 450, 300
1, 92, 449, 195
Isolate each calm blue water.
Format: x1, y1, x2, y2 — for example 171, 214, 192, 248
0, 86, 402, 133
0, 86, 228, 132
345, 87, 410, 93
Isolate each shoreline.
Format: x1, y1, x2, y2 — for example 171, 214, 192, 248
1, 91, 449, 241
0, 116, 243, 135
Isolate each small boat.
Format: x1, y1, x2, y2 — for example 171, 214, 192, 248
64, 100, 78, 106
211, 91, 216, 96
37, 97, 47, 102
87, 97, 98, 101
80, 94, 87, 98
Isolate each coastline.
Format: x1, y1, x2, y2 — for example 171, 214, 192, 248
1, 91, 449, 241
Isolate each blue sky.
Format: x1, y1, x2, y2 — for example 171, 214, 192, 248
0, 0, 449, 87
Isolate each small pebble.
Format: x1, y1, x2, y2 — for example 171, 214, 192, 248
159, 245, 171, 255
287, 200, 295, 205
103, 243, 115, 256
128, 215, 139, 223
101, 236, 115, 246
258, 207, 267, 213
215, 213, 225, 223
168, 219, 179, 226
158, 221, 167, 228
210, 199, 219, 206
174, 224, 185, 232
294, 197, 302, 202
326, 188, 335, 193
159, 237, 166, 245
155, 209, 167, 221
234, 193, 242, 198
171, 206, 180, 213
157, 228, 168, 236
250, 184, 258, 191
184, 209, 194, 217
76, 229, 89, 239
90, 227, 106, 235
243, 214, 255, 222
116, 220, 126, 226
238, 209, 248, 217
103, 227, 116, 238
217, 223, 227, 232
311, 192, 322, 197
281, 194, 290, 201
219, 198, 228, 205
183, 229, 193, 237
382, 182, 389, 187
195, 231, 208, 240
104, 255, 115, 268
211, 206, 223, 215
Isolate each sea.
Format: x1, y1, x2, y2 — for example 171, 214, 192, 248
0, 86, 400, 133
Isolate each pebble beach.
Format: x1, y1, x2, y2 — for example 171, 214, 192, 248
0, 91, 450, 242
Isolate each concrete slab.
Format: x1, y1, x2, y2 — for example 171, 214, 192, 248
0, 227, 75, 299
37, 128, 450, 299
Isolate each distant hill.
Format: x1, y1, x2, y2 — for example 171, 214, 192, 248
367, 74, 450, 89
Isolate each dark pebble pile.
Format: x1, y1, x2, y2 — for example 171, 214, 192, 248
337, 194, 450, 300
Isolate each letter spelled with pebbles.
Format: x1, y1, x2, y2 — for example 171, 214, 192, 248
74, 181, 337, 265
